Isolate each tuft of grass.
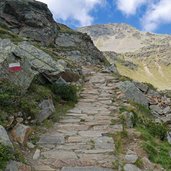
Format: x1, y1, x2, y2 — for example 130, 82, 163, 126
0, 27, 22, 42
135, 157, 144, 169
0, 143, 28, 170
113, 131, 128, 156
51, 102, 75, 122
140, 127, 171, 170
52, 83, 78, 102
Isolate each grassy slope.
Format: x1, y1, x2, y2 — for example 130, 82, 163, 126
115, 60, 171, 90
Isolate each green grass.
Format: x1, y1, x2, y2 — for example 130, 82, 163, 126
52, 83, 78, 103
139, 127, 171, 170
0, 143, 27, 171
117, 101, 171, 170
0, 144, 15, 170
0, 27, 22, 42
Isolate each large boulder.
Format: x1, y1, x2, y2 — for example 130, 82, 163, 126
118, 81, 149, 107
11, 124, 32, 144
0, 0, 59, 45
0, 39, 66, 89
37, 99, 55, 123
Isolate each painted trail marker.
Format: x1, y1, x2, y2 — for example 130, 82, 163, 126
9, 62, 22, 72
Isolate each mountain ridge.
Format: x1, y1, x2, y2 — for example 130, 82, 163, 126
78, 23, 171, 90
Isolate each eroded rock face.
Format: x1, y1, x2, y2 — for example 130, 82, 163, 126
0, 0, 105, 64
55, 32, 105, 64
0, 0, 59, 45
0, 39, 66, 89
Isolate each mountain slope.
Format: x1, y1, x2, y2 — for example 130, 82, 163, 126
78, 24, 171, 90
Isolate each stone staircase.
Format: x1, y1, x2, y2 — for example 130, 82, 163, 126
30, 67, 122, 171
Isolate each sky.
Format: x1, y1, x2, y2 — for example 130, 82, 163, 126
38, 0, 171, 34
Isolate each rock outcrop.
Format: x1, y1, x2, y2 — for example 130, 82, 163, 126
0, 0, 59, 46
0, 0, 105, 64
0, 39, 66, 89
118, 81, 171, 123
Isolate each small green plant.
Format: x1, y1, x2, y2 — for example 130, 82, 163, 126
0, 144, 15, 170
0, 81, 22, 107
143, 82, 157, 91
52, 83, 78, 102
135, 157, 143, 168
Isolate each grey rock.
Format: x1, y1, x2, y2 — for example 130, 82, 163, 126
167, 132, 171, 144
123, 112, 134, 128
55, 33, 82, 47
0, 125, 13, 147
11, 124, 32, 144
38, 135, 65, 145
56, 33, 105, 64
37, 99, 55, 123
124, 164, 142, 171
27, 142, 35, 149
55, 76, 67, 85
150, 105, 163, 115
95, 136, 114, 150
125, 150, 138, 163
119, 81, 149, 107
0, 0, 58, 46
163, 106, 171, 114
61, 167, 113, 171
0, 39, 65, 89
102, 64, 118, 74
33, 149, 41, 160
5, 160, 31, 171
134, 82, 149, 93
147, 89, 160, 96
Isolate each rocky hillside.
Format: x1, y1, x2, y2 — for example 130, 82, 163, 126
0, 0, 105, 170
0, 1, 171, 171
78, 24, 171, 90
0, 0, 105, 88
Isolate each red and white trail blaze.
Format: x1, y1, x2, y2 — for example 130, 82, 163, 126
9, 62, 22, 72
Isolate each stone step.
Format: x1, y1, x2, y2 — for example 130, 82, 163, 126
61, 167, 114, 171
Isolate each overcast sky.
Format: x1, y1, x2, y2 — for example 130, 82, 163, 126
38, 0, 171, 34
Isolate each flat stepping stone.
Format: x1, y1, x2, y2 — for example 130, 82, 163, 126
61, 167, 113, 171
57, 124, 90, 131
95, 136, 114, 150
38, 135, 65, 145
34, 165, 56, 171
42, 150, 77, 160
68, 108, 82, 114
75, 149, 114, 154
78, 131, 102, 137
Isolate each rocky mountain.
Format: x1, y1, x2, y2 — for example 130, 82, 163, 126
0, 1, 171, 171
78, 24, 171, 90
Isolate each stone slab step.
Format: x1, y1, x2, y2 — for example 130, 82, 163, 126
61, 167, 113, 171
